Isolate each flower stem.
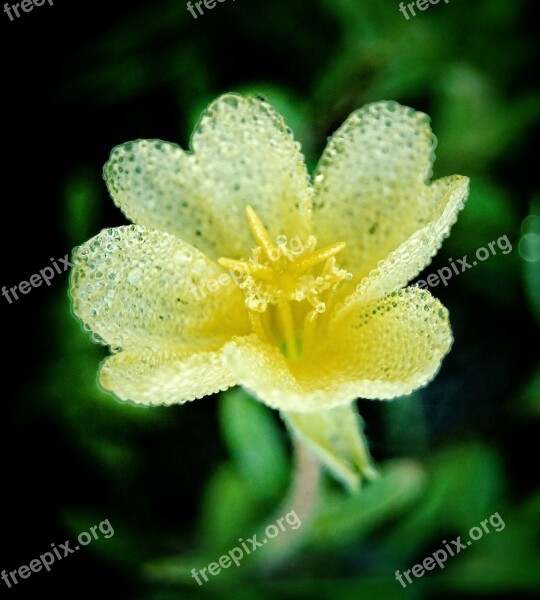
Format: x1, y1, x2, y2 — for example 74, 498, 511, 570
256, 437, 320, 573
287, 436, 321, 521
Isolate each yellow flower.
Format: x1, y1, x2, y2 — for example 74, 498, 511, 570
70, 94, 468, 485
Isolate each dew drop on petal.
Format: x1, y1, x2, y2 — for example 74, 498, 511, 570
127, 267, 142, 285
193, 259, 207, 275
174, 249, 193, 264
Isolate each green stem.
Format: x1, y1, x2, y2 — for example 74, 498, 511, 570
287, 436, 321, 520
256, 437, 320, 573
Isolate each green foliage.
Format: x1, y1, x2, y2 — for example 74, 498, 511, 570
219, 388, 289, 503
33, 0, 540, 596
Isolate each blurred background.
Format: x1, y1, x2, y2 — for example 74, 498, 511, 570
1, 0, 539, 598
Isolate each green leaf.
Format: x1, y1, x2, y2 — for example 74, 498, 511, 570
433, 492, 540, 593
219, 388, 289, 502
381, 442, 505, 563
309, 459, 426, 547
63, 166, 103, 246
282, 403, 377, 490
198, 464, 258, 552
520, 204, 540, 324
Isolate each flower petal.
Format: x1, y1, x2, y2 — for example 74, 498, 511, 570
224, 334, 310, 410
104, 94, 313, 260
325, 286, 453, 399
346, 175, 469, 303
99, 347, 236, 405
313, 101, 457, 280
225, 287, 452, 411
283, 403, 377, 490
70, 225, 249, 351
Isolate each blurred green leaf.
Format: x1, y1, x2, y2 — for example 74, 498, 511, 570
433, 489, 540, 593
199, 463, 260, 552
63, 166, 104, 246
381, 442, 505, 562
309, 459, 426, 547
219, 388, 289, 502
520, 202, 540, 323
433, 65, 540, 173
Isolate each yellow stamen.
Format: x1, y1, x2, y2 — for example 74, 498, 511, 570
217, 257, 274, 280
217, 205, 351, 362
246, 205, 274, 259
290, 241, 346, 275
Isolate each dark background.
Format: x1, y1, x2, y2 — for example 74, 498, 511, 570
1, 0, 539, 598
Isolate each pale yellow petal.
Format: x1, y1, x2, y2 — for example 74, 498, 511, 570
223, 334, 310, 410
104, 140, 220, 258
324, 286, 453, 399
70, 225, 249, 351
345, 175, 469, 303
104, 94, 312, 261
99, 347, 236, 405
225, 287, 451, 411
312, 101, 464, 281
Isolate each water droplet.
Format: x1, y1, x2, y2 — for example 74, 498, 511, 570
174, 249, 193, 264
224, 96, 239, 109
193, 259, 207, 275
127, 268, 142, 285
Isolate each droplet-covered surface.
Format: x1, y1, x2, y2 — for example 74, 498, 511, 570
70, 225, 249, 352
312, 102, 465, 283
349, 175, 469, 303
104, 94, 313, 262
323, 286, 452, 398
71, 95, 467, 410
223, 286, 451, 412
99, 347, 236, 405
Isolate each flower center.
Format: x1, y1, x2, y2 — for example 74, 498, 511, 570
218, 206, 351, 361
